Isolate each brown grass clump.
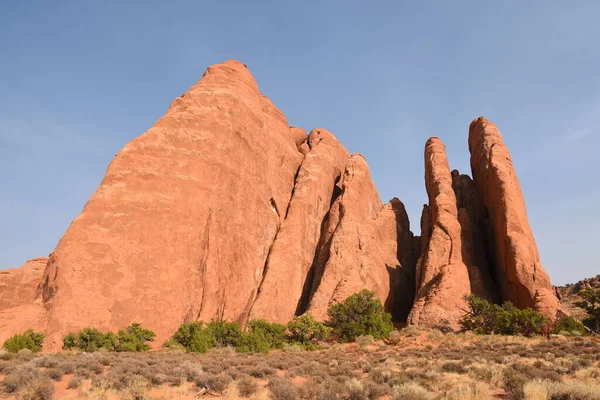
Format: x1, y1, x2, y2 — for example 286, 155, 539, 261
195, 373, 233, 393
268, 377, 298, 400
236, 375, 258, 397
17, 377, 55, 400
392, 382, 433, 400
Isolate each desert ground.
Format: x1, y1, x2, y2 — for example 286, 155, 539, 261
2, 327, 600, 400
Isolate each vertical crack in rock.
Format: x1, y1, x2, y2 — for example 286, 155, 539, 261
387, 198, 417, 322
451, 170, 498, 302
295, 179, 343, 315
196, 209, 212, 320
283, 164, 303, 220
242, 197, 283, 326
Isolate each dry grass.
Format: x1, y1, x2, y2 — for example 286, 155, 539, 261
1, 328, 600, 399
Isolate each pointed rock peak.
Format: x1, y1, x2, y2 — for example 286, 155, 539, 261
468, 116, 503, 152
388, 197, 406, 210
425, 136, 445, 146
308, 128, 343, 149
196, 60, 260, 95
469, 116, 493, 129
204, 59, 248, 73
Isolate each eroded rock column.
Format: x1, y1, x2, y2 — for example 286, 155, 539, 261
468, 117, 561, 318
408, 138, 471, 328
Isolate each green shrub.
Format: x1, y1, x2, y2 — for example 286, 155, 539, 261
63, 324, 152, 352
62, 328, 108, 352
286, 314, 331, 346
189, 329, 216, 353
496, 302, 546, 336
236, 331, 272, 354
457, 294, 498, 334
3, 330, 44, 353
171, 321, 214, 353
459, 295, 547, 336
116, 323, 156, 351
233, 320, 286, 353
206, 320, 244, 347
103, 331, 118, 350
247, 319, 286, 348
552, 315, 587, 335
171, 320, 245, 353
171, 321, 206, 349
326, 290, 393, 342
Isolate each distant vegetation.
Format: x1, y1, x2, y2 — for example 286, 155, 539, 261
458, 295, 547, 336
574, 287, 600, 333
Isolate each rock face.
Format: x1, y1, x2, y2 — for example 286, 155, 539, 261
248, 129, 350, 324
468, 117, 562, 319
38, 60, 305, 350
0, 257, 47, 345
0, 62, 561, 349
305, 155, 416, 321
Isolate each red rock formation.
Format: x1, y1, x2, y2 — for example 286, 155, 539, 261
0, 257, 47, 345
248, 128, 350, 323
0, 61, 562, 346
571, 275, 600, 293
408, 138, 471, 328
0, 257, 46, 310
468, 117, 561, 319
38, 61, 305, 350
305, 155, 416, 321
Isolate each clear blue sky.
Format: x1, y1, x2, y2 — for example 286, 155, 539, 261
1, 1, 598, 285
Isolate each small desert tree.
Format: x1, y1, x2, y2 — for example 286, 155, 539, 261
458, 294, 498, 334
552, 315, 587, 335
574, 287, 600, 333
286, 314, 331, 348
116, 323, 156, 351
327, 290, 393, 342
63, 327, 112, 352
459, 295, 546, 336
